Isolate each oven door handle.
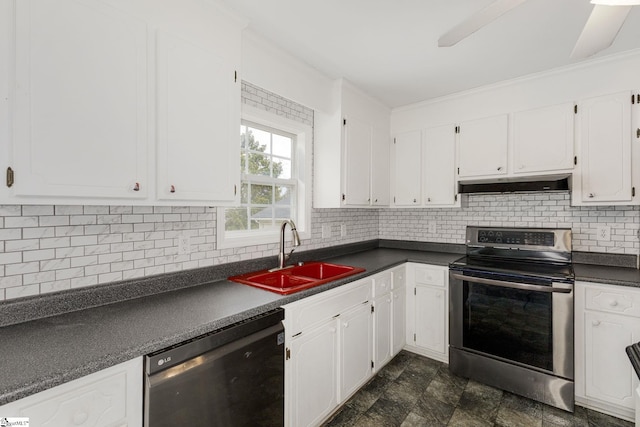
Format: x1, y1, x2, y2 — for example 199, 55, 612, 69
450, 273, 572, 293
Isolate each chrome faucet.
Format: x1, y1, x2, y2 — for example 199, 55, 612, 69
275, 219, 301, 270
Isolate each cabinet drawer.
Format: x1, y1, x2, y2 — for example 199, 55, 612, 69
0, 358, 142, 426
392, 266, 406, 289
583, 284, 640, 317
373, 271, 392, 297
286, 279, 372, 335
414, 265, 446, 287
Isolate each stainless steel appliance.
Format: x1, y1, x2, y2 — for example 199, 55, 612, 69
449, 227, 574, 411
144, 308, 285, 427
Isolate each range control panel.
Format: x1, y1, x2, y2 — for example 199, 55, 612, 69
477, 229, 555, 246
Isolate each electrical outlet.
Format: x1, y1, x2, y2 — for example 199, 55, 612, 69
596, 226, 611, 242
322, 224, 331, 239
340, 224, 347, 237
178, 235, 191, 254
427, 221, 437, 234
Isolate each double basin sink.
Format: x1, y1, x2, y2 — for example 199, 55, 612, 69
229, 262, 365, 295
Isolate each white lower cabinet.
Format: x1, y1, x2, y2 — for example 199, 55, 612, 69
405, 263, 449, 362
284, 277, 372, 427
373, 271, 393, 370
0, 357, 142, 427
575, 281, 640, 422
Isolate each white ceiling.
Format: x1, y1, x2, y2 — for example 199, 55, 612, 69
222, 0, 640, 108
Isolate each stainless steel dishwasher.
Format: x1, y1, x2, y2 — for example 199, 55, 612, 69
144, 308, 285, 427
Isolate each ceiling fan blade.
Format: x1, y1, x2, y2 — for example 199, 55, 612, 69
571, 4, 632, 59
438, 0, 529, 47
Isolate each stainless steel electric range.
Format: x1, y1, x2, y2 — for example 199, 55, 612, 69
449, 226, 575, 412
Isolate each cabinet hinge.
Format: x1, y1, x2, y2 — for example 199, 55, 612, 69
234, 70, 237, 83
636, 128, 640, 139
285, 348, 291, 360
343, 118, 347, 126
632, 94, 636, 104
342, 193, 346, 201
393, 138, 396, 144
414, 288, 416, 296
574, 156, 577, 166
6, 167, 14, 188
574, 104, 578, 114
413, 333, 416, 342
636, 94, 640, 104
457, 167, 460, 175
234, 184, 237, 196
633, 187, 636, 197
393, 196, 396, 203
371, 305, 374, 313
371, 360, 374, 369
454, 194, 458, 202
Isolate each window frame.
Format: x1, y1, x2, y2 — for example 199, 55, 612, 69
216, 104, 312, 249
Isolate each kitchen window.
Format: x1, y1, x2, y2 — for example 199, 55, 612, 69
217, 105, 311, 249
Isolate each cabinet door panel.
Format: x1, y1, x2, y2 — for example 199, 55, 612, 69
340, 303, 372, 400
371, 127, 390, 206
584, 311, 640, 408
415, 285, 446, 354
13, 0, 148, 199
343, 116, 371, 206
457, 114, 508, 178
513, 103, 574, 173
424, 124, 456, 205
289, 322, 338, 427
578, 91, 632, 203
392, 286, 406, 356
156, 30, 238, 202
393, 130, 421, 205
374, 295, 392, 370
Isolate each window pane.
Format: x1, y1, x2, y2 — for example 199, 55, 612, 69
240, 183, 248, 204
247, 152, 271, 176
240, 125, 247, 149
251, 207, 274, 230
247, 127, 270, 153
225, 208, 249, 231
272, 134, 292, 158
250, 184, 273, 205
274, 158, 291, 179
275, 185, 292, 203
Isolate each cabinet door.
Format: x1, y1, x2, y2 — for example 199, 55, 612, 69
373, 295, 392, 371
371, 127, 390, 206
0, 358, 142, 427
156, 30, 239, 203
289, 321, 339, 427
414, 285, 447, 355
340, 302, 372, 401
457, 114, 508, 178
342, 116, 371, 206
392, 286, 406, 356
423, 124, 457, 206
392, 130, 421, 206
577, 91, 632, 203
584, 311, 640, 410
12, 0, 148, 199
513, 103, 574, 174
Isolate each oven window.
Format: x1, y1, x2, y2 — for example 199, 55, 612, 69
463, 281, 553, 372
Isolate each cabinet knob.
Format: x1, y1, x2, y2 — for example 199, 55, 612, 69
592, 320, 601, 326
609, 300, 618, 307
343, 322, 349, 328
588, 193, 595, 198
73, 411, 89, 425
368, 198, 370, 202
170, 185, 176, 193
133, 182, 140, 191
497, 166, 503, 171
413, 198, 417, 203
427, 197, 431, 202
374, 199, 378, 203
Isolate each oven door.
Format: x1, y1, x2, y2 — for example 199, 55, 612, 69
449, 269, 573, 380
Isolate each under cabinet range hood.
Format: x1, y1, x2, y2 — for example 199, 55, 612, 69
458, 174, 571, 195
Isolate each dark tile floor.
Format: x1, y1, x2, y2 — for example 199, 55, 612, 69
323, 351, 634, 427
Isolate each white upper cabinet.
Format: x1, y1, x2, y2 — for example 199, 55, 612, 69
423, 124, 457, 206
512, 103, 574, 174
3, 0, 244, 206
342, 116, 372, 206
11, 0, 149, 201
156, 31, 239, 203
314, 80, 391, 208
573, 91, 638, 205
392, 130, 421, 206
457, 114, 508, 179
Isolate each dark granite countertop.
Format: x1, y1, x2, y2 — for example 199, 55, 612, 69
0, 240, 637, 405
